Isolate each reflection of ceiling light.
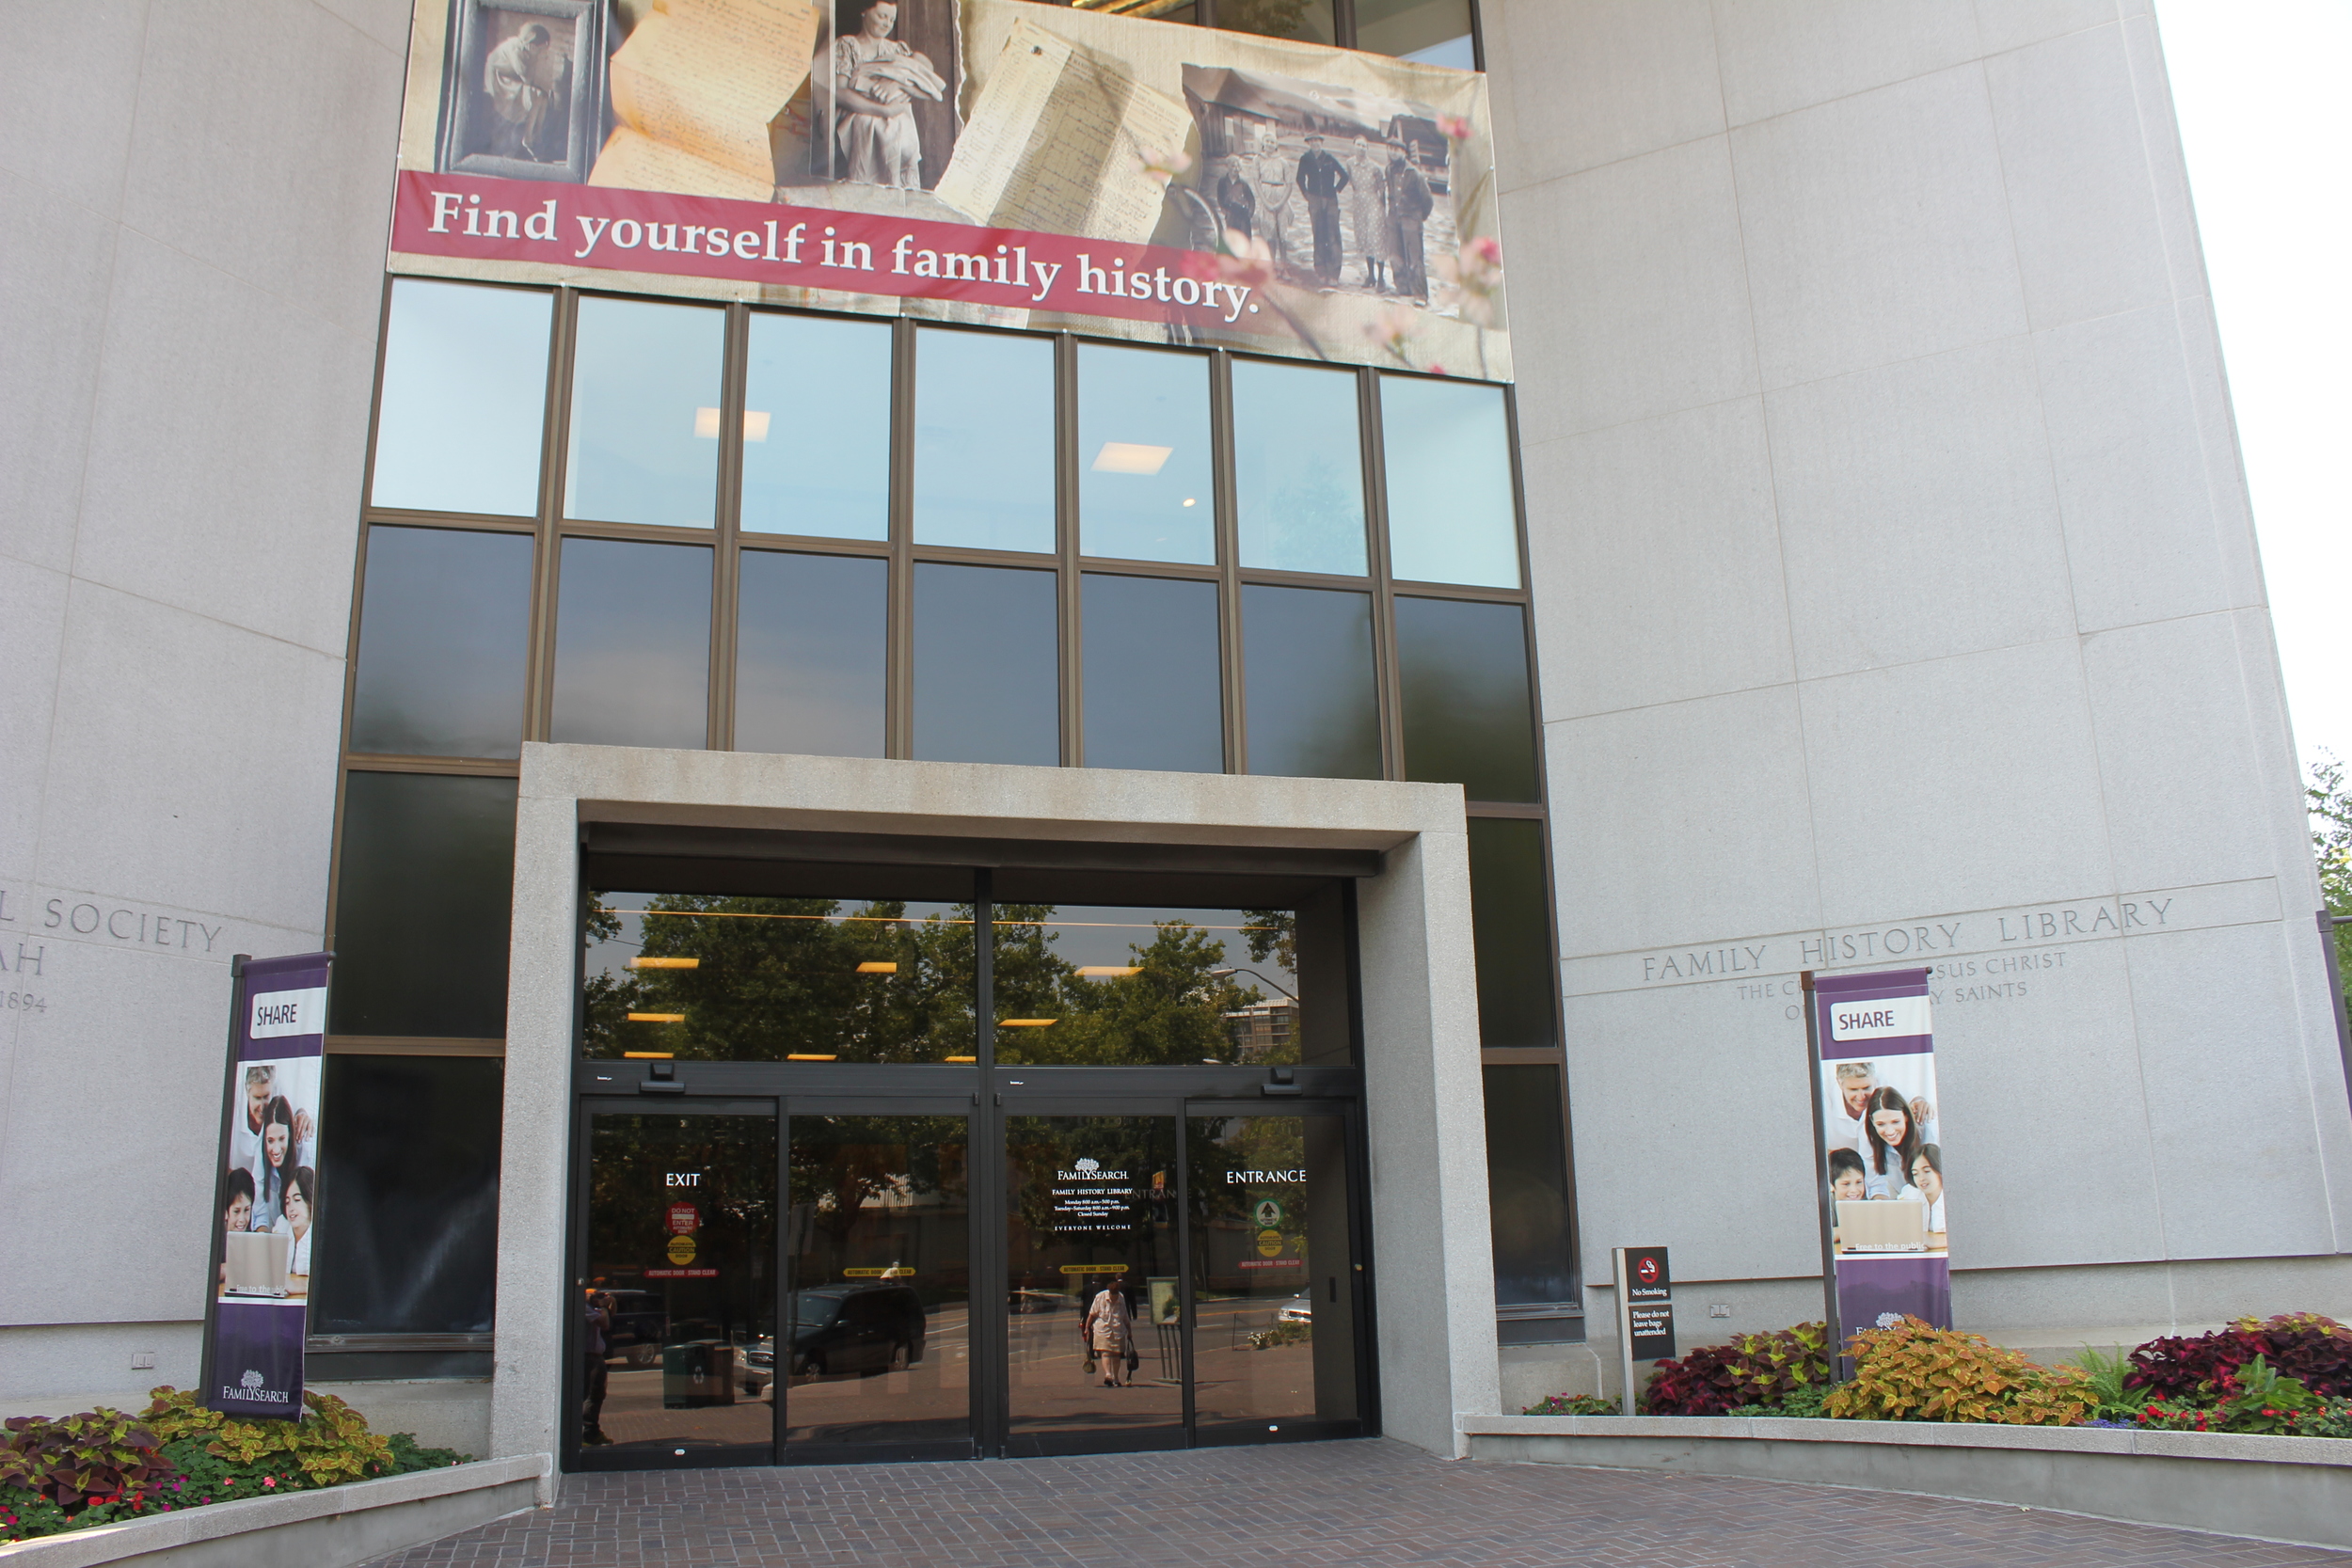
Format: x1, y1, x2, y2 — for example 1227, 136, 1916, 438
998, 1018, 1058, 1026
694, 408, 771, 440
1091, 441, 1172, 474
787, 1053, 838, 1061
946, 1054, 977, 1062
627, 1012, 686, 1022
694, 407, 722, 438
743, 410, 771, 442
630, 957, 698, 970
1181, 498, 1196, 506
623, 1051, 675, 1059
857, 961, 898, 974
1077, 966, 1139, 978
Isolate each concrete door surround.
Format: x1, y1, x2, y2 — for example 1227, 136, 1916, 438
488, 743, 1503, 1463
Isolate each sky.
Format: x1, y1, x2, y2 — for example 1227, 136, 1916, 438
2155, 0, 2352, 775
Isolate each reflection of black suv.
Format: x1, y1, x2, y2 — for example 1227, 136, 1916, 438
786, 1285, 926, 1378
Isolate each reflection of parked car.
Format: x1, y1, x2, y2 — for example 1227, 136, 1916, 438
1277, 1296, 1312, 1324
788, 1284, 926, 1378
601, 1290, 667, 1364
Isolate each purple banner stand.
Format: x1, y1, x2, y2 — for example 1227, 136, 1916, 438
200, 952, 331, 1419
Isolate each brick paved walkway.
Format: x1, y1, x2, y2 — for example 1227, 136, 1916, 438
364, 1439, 2352, 1568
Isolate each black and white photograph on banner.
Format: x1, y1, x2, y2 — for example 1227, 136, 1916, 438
220, 1056, 324, 1302
437, 0, 604, 183
813, 0, 964, 191
1820, 1052, 1945, 1259
1179, 65, 1455, 304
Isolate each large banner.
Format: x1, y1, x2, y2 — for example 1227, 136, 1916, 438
390, 0, 1508, 377
203, 954, 331, 1419
1808, 969, 1950, 1353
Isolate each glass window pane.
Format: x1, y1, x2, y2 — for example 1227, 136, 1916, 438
736, 550, 886, 757
1242, 584, 1378, 779
371, 279, 548, 515
1232, 359, 1366, 575
564, 296, 724, 527
1468, 817, 1557, 1048
913, 562, 1057, 765
741, 312, 891, 540
350, 526, 534, 759
330, 771, 516, 1037
993, 904, 1292, 1066
1484, 1064, 1575, 1305
1396, 596, 1538, 801
1381, 375, 1519, 587
311, 1055, 501, 1335
1077, 345, 1214, 564
551, 538, 711, 750
1355, 0, 1474, 64
1081, 574, 1221, 773
913, 327, 1055, 552
1221, 0, 1335, 45
586, 886, 977, 1063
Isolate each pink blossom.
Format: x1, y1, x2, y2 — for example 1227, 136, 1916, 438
1136, 145, 1194, 189
1436, 114, 1473, 143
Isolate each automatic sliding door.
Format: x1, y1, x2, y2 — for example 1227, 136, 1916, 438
783, 1114, 972, 1459
580, 1110, 777, 1464
1188, 1109, 1360, 1441
1003, 1113, 1183, 1453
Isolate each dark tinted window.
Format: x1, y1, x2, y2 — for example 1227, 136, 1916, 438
740, 311, 891, 540
311, 1054, 502, 1333
1468, 817, 1556, 1048
1356, 0, 1475, 65
350, 526, 534, 759
736, 550, 886, 757
1082, 574, 1221, 773
1396, 596, 1537, 801
331, 772, 516, 1037
913, 328, 1055, 552
550, 538, 711, 750
1484, 1063, 1575, 1304
371, 279, 548, 515
1242, 584, 1378, 779
913, 563, 1058, 765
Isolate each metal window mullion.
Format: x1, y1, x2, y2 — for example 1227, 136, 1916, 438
1210, 351, 1245, 773
971, 869, 1005, 1454
529, 288, 579, 744
887, 318, 917, 759
711, 303, 749, 751
1057, 334, 1082, 768
1359, 369, 1403, 781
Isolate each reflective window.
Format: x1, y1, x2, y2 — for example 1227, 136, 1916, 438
1077, 344, 1214, 564
1232, 360, 1366, 576
311, 1055, 501, 1335
551, 538, 712, 750
330, 771, 516, 1037
350, 526, 534, 759
1356, 0, 1475, 66
1242, 585, 1378, 779
585, 889, 977, 1063
741, 312, 891, 540
1467, 817, 1556, 1048
1395, 596, 1537, 801
1081, 574, 1221, 773
1220, 0, 1336, 45
913, 328, 1055, 553
371, 279, 549, 515
564, 296, 725, 528
1381, 375, 1518, 587
992, 905, 1294, 1066
1484, 1064, 1575, 1304
913, 563, 1058, 766
736, 550, 886, 758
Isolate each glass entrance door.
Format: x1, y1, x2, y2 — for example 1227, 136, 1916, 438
579, 1108, 777, 1465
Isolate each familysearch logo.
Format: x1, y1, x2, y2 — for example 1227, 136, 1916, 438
226, 1368, 293, 1404
1057, 1157, 1128, 1180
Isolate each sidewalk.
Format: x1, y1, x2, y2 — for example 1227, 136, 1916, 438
358, 1437, 2352, 1568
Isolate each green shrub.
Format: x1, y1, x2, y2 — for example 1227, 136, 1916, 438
1522, 1392, 1617, 1416
0, 1408, 174, 1511
0, 1484, 72, 1542
1642, 1323, 1832, 1416
1727, 1381, 1832, 1419
2132, 1354, 2344, 1435
1822, 1318, 2090, 1425
2066, 1345, 2141, 1420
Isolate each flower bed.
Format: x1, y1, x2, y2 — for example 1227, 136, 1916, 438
0, 1388, 471, 1544
1526, 1312, 2352, 1435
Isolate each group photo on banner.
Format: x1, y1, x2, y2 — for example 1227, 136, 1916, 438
394, 0, 1509, 376
206, 955, 333, 1419
1810, 969, 1950, 1350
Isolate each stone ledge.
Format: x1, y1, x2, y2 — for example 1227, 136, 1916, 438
1460, 1417, 2352, 1550
0, 1454, 550, 1568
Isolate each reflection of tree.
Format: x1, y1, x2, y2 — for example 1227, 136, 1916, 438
788, 1116, 964, 1254
584, 1116, 776, 1302
583, 895, 977, 1061
993, 910, 1262, 1066
1242, 909, 1295, 973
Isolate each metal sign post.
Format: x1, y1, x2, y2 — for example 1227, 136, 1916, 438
1612, 1244, 1673, 1415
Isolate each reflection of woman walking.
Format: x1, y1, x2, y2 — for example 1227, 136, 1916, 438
1083, 1283, 1136, 1387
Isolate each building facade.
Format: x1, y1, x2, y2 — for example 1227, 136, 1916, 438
2, 0, 2344, 1464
